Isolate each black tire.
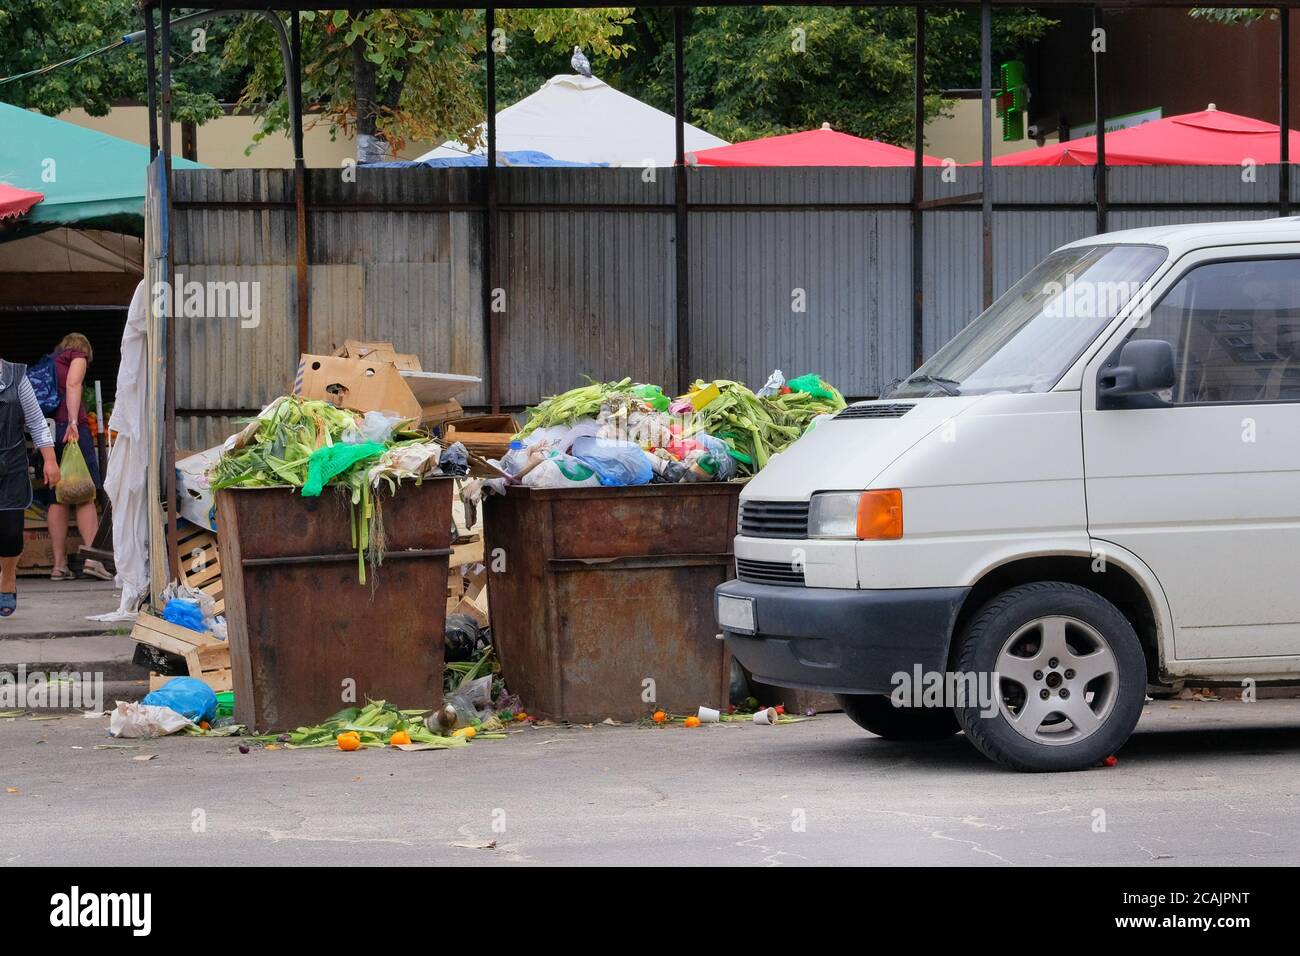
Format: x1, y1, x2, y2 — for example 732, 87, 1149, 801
835, 693, 960, 741
953, 581, 1147, 772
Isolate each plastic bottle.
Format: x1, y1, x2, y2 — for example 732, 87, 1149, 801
500, 439, 529, 476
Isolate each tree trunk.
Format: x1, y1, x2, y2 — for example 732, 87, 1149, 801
351, 36, 389, 163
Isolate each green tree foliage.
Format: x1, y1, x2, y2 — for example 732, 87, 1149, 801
0, 1, 235, 123
226, 8, 633, 158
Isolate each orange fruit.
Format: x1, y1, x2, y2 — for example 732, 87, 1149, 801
337, 732, 361, 752
683, 716, 701, 728
652, 710, 667, 724
389, 730, 412, 746
452, 726, 476, 738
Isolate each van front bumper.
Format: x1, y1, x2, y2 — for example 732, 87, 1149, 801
716, 580, 970, 696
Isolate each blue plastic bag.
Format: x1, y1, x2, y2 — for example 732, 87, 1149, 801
26, 355, 60, 416
141, 676, 217, 723
570, 437, 653, 486
162, 598, 206, 634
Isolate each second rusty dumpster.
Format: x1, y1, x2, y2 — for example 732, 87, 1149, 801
216, 479, 453, 732
484, 482, 742, 723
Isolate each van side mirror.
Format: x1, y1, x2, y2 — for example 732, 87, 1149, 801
1098, 339, 1176, 403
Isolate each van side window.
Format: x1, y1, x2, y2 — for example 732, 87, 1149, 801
1129, 257, 1300, 404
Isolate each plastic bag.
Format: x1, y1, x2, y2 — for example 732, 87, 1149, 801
55, 440, 96, 505
569, 437, 653, 486
301, 441, 384, 496
522, 453, 601, 489
695, 433, 738, 481
439, 441, 469, 477
141, 676, 218, 723
341, 410, 405, 445
756, 369, 786, 398
162, 598, 206, 634
109, 701, 195, 738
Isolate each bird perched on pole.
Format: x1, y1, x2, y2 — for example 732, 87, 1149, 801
571, 46, 593, 78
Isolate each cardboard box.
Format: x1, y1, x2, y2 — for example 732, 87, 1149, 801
18, 526, 83, 572
334, 339, 422, 372
294, 354, 424, 420
294, 354, 481, 426
443, 414, 521, 458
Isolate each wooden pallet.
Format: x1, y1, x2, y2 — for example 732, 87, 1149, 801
130, 613, 232, 693
176, 523, 224, 616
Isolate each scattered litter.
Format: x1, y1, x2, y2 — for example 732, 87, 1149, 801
132, 754, 158, 762
450, 840, 497, 850
109, 702, 194, 739
601, 717, 622, 726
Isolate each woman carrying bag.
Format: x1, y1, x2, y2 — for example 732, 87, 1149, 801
46, 333, 112, 581
0, 358, 60, 617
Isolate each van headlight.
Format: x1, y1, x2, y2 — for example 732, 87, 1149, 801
808, 490, 903, 540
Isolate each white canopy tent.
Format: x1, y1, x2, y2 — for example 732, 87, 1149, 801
417, 74, 728, 167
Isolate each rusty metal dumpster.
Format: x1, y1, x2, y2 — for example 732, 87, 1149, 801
484, 482, 742, 723
216, 479, 452, 732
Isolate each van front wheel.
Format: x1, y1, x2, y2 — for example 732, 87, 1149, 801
953, 582, 1147, 772
836, 693, 960, 741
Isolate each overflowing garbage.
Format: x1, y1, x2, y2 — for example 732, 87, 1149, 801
209, 395, 457, 582
490, 371, 844, 489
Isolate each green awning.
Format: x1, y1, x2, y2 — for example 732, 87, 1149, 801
0, 100, 204, 229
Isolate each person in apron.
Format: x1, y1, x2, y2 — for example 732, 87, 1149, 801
0, 359, 60, 617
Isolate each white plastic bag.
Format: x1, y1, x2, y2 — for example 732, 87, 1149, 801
522, 455, 601, 489
109, 701, 195, 738
342, 409, 406, 445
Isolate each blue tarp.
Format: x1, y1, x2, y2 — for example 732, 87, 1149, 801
366, 150, 606, 168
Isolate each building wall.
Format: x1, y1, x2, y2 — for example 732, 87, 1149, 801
1031, 10, 1299, 137
57, 106, 435, 169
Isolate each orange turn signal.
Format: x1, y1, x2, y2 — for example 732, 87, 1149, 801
856, 489, 903, 540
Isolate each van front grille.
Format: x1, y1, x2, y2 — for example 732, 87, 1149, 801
835, 402, 915, 420
738, 500, 809, 539
736, 558, 806, 587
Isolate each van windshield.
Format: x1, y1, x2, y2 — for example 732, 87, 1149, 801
887, 244, 1167, 397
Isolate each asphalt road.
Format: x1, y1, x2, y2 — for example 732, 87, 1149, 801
3, 699, 1299, 866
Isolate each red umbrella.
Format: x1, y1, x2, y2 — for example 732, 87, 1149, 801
0, 182, 43, 220
692, 123, 944, 167
993, 107, 1300, 166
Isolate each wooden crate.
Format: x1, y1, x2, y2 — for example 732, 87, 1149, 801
130, 614, 232, 693
176, 523, 224, 615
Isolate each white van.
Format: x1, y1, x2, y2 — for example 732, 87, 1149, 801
717, 219, 1300, 771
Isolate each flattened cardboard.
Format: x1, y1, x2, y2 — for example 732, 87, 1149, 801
334, 339, 422, 372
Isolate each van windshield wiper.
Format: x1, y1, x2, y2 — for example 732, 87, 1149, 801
900, 374, 962, 396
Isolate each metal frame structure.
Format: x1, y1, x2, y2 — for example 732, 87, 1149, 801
139, 0, 1297, 577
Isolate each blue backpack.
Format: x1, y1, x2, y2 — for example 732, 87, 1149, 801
26, 355, 59, 415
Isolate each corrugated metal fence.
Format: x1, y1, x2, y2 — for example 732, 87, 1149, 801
171, 164, 1293, 449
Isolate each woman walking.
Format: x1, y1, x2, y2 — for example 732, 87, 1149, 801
0, 357, 60, 617
46, 333, 112, 581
